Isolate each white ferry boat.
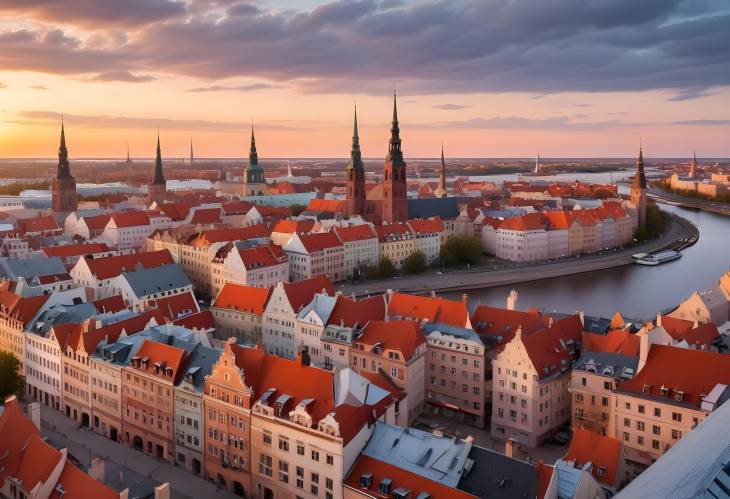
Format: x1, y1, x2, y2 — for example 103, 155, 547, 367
632, 250, 682, 266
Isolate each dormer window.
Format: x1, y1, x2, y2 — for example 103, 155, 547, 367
674, 390, 684, 401
379, 478, 392, 495
360, 473, 373, 488
642, 384, 651, 393
660, 386, 669, 397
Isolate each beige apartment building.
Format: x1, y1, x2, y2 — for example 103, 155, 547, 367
210, 243, 288, 297
375, 223, 415, 269
613, 344, 730, 472
211, 282, 271, 344
491, 316, 582, 447
284, 232, 345, 283
333, 224, 379, 279
423, 323, 488, 428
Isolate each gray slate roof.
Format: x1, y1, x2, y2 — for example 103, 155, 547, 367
0, 256, 66, 279
423, 322, 483, 344
573, 351, 639, 379
407, 197, 473, 219
457, 446, 537, 499
179, 343, 222, 392
121, 263, 191, 298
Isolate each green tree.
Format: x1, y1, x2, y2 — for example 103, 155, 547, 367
441, 236, 482, 265
403, 250, 427, 274
377, 257, 396, 278
439, 246, 458, 267
0, 352, 23, 402
366, 265, 381, 279
634, 203, 667, 242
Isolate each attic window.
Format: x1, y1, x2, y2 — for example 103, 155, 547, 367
379, 478, 392, 495
642, 384, 651, 393
660, 386, 669, 397
359, 473, 373, 488
597, 466, 606, 477
674, 390, 684, 402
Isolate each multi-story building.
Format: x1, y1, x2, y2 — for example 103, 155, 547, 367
0, 287, 48, 375
387, 291, 470, 328
263, 276, 334, 359
375, 223, 414, 269
491, 315, 583, 447
350, 320, 426, 424
270, 219, 315, 246
407, 217, 444, 265
122, 338, 191, 462
70, 249, 175, 299
570, 332, 640, 437
284, 232, 345, 283
422, 322, 488, 428
41, 242, 113, 269
320, 294, 386, 371
613, 344, 730, 471
211, 282, 271, 344
174, 344, 221, 476
112, 263, 193, 312
295, 292, 337, 364
333, 224, 379, 279
210, 243, 288, 297
64, 211, 112, 240
100, 211, 173, 253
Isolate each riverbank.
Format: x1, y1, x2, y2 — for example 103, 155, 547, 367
648, 187, 730, 216
341, 213, 698, 297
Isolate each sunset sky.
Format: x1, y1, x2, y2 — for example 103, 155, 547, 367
0, 0, 729, 158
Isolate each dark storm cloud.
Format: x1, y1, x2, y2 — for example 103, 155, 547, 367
0, 0, 728, 96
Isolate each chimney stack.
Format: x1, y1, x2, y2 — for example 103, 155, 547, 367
90, 457, 106, 481
27, 402, 41, 430
638, 332, 650, 372
506, 289, 518, 311
505, 438, 519, 459
154, 483, 171, 499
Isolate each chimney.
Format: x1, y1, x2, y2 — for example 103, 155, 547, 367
461, 293, 468, 307
119, 489, 129, 499
90, 457, 106, 481
515, 325, 523, 342
506, 289, 518, 311
638, 332, 650, 372
579, 309, 585, 327
27, 402, 41, 430
154, 483, 171, 499
430, 290, 436, 298
656, 313, 662, 327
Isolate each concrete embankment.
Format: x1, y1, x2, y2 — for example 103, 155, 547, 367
341, 214, 698, 297
647, 188, 730, 216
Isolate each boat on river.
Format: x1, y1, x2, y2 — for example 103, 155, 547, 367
632, 250, 682, 266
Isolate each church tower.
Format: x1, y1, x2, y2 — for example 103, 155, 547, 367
382, 91, 408, 223
688, 152, 697, 179
125, 144, 133, 185
346, 105, 366, 216
52, 119, 77, 216
434, 144, 447, 198
631, 144, 647, 231
147, 133, 167, 205
189, 139, 194, 167
243, 124, 266, 197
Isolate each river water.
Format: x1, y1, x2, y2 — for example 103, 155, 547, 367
443, 173, 730, 320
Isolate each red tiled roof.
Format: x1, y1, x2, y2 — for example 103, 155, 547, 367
81, 213, 112, 231
306, 198, 345, 212
238, 244, 288, 270
564, 427, 621, 486
297, 232, 343, 252
16, 215, 60, 234
668, 323, 719, 349
544, 211, 575, 230
0, 396, 42, 487
617, 344, 730, 408
213, 283, 272, 315
253, 205, 290, 217
50, 458, 119, 499
157, 201, 192, 221
190, 224, 270, 246
91, 295, 127, 314
152, 290, 199, 320
282, 275, 335, 313
173, 309, 215, 330
356, 320, 425, 361
375, 223, 412, 241
56, 309, 163, 354
334, 224, 377, 243
111, 211, 150, 228
407, 217, 444, 234
327, 294, 386, 328
0, 289, 49, 325
521, 315, 582, 380
132, 339, 189, 383
388, 293, 469, 328
272, 219, 315, 235
499, 213, 547, 231
190, 207, 222, 225
82, 249, 174, 280
222, 200, 253, 215
42, 242, 110, 258
344, 455, 475, 499
581, 330, 640, 357
659, 315, 694, 336
536, 462, 554, 499
471, 305, 550, 343
37, 273, 72, 285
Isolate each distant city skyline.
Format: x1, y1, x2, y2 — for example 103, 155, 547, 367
0, 0, 729, 158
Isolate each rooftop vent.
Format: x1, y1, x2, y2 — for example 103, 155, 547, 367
359, 472, 373, 488
392, 488, 411, 499
379, 478, 392, 495
416, 493, 432, 499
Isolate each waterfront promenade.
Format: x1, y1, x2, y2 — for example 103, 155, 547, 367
342, 213, 698, 297
648, 187, 730, 216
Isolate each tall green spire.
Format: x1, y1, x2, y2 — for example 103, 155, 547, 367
153, 132, 165, 184
249, 122, 258, 166
386, 89, 404, 166
348, 104, 364, 170
57, 117, 71, 178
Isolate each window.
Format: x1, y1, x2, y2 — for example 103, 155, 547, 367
671, 429, 682, 440
623, 418, 631, 427
581, 377, 587, 386
279, 461, 289, 483
652, 440, 660, 450
263, 432, 272, 446
597, 466, 606, 477
672, 412, 682, 422
296, 466, 304, 489
278, 436, 289, 452
636, 421, 645, 431
296, 443, 305, 456
623, 432, 629, 442
391, 367, 399, 378
654, 408, 661, 417
638, 404, 645, 414
637, 436, 644, 445
326, 454, 334, 465
652, 425, 661, 436
311, 450, 320, 461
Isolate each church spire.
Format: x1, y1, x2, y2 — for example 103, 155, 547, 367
190, 139, 194, 166
249, 122, 258, 166
348, 104, 364, 170
153, 132, 165, 184
386, 89, 404, 166
57, 117, 70, 178
689, 151, 698, 179
633, 141, 646, 189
